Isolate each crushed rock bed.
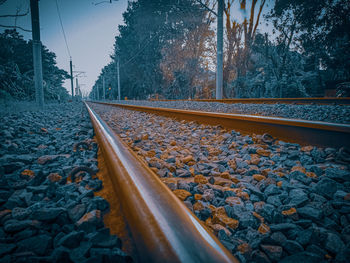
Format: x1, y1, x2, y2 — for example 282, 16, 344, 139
115, 100, 350, 124
0, 103, 132, 263
92, 102, 350, 263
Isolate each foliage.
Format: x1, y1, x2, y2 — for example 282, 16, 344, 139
0, 30, 69, 101
91, 0, 214, 99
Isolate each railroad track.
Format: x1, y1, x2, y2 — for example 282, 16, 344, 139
151, 97, 350, 105
86, 101, 350, 262
85, 102, 238, 263
95, 101, 350, 149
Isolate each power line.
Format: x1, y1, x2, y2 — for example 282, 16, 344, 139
55, 0, 71, 58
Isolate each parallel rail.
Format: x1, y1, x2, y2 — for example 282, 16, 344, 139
85, 102, 237, 263
150, 97, 350, 105
97, 102, 350, 149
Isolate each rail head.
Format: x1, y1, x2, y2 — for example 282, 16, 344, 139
84, 102, 238, 263
95, 101, 350, 149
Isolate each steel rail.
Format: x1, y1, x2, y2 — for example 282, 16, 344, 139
84, 102, 238, 263
96, 102, 350, 149
151, 97, 350, 105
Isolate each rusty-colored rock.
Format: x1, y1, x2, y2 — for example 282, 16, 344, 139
47, 173, 62, 183
182, 155, 193, 164
220, 171, 230, 179
225, 196, 243, 206
173, 189, 192, 201
194, 194, 202, 201
277, 181, 283, 187
237, 243, 251, 254
282, 207, 297, 216
291, 166, 306, 173
21, 169, 35, 177
256, 148, 271, 157
194, 175, 208, 184
193, 201, 204, 211
258, 223, 270, 234
306, 172, 317, 178
253, 174, 266, 181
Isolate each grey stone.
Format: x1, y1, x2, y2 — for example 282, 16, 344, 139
290, 171, 312, 185
283, 240, 304, 254
17, 234, 52, 256
260, 245, 283, 262
32, 207, 65, 221
298, 206, 323, 221
280, 252, 322, 263
270, 223, 297, 232
324, 232, 345, 254
314, 177, 338, 199
325, 167, 350, 182
264, 184, 281, 196
0, 243, 16, 257
58, 231, 84, 249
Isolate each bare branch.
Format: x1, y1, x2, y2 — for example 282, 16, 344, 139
0, 24, 31, 32
195, 0, 217, 16
0, 9, 29, 18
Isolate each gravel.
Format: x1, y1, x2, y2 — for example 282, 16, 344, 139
92, 102, 350, 263
114, 100, 350, 124
0, 102, 132, 263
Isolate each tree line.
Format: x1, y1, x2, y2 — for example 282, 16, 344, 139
91, 0, 349, 99
0, 29, 69, 102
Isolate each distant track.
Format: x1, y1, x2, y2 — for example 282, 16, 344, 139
85, 102, 237, 263
96, 101, 350, 149
150, 97, 350, 105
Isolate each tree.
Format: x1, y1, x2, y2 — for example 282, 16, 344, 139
0, 30, 69, 101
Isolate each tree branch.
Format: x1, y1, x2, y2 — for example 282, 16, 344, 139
0, 9, 29, 18
195, 0, 217, 16
0, 24, 31, 32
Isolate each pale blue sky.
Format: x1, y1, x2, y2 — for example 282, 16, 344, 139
0, 0, 128, 96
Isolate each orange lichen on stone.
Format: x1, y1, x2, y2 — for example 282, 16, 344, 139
212, 214, 239, 229
41, 127, 48, 133
141, 134, 149, 140
231, 177, 240, 184
21, 169, 35, 177
237, 243, 251, 254
211, 224, 232, 236
170, 140, 176, 146
47, 173, 62, 182
250, 154, 261, 165
291, 166, 306, 173
282, 207, 297, 216
220, 171, 230, 179
194, 194, 202, 201
253, 212, 264, 222
306, 172, 317, 178
301, 146, 314, 152
146, 150, 156, 157
258, 223, 270, 234
253, 174, 266, 181
189, 167, 195, 176
182, 155, 194, 164
276, 172, 285, 177
277, 181, 283, 187
261, 169, 271, 176
228, 159, 237, 170
173, 189, 192, 201
256, 148, 271, 157
225, 196, 243, 206
194, 175, 208, 184
193, 201, 205, 211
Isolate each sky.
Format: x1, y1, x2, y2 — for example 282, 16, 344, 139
0, 0, 271, 97
0, 0, 128, 96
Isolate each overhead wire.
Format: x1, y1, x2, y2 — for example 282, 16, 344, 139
55, 0, 71, 58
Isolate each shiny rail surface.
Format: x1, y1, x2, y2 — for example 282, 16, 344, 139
97, 101, 350, 149
84, 102, 238, 263
151, 97, 350, 105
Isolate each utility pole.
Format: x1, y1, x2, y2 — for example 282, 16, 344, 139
70, 58, 74, 99
117, 57, 121, 100
30, 0, 44, 109
216, 0, 224, 99
75, 77, 79, 97
102, 76, 105, 100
